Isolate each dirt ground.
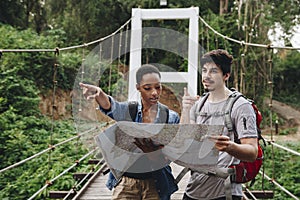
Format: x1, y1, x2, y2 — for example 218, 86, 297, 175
263, 99, 300, 142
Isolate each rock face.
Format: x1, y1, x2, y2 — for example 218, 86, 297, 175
264, 98, 300, 137
39, 85, 182, 121
261, 98, 300, 141
267, 99, 300, 127
39, 90, 72, 120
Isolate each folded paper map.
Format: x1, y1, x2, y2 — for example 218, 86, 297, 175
95, 121, 224, 180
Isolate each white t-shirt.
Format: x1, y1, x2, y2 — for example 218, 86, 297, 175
186, 95, 258, 199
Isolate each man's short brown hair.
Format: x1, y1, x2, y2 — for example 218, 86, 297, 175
200, 49, 233, 75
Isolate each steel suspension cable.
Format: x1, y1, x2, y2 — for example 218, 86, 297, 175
0, 124, 112, 174
267, 141, 300, 156
242, 186, 256, 200
97, 43, 103, 87
205, 26, 210, 52
0, 19, 132, 54
240, 49, 246, 93
266, 47, 275, 187
260, 171, 300, 200
79, 46, 86, 114
118, 28, 123, 73
123, 23, 129, 75
28, 147, 98, 200
1, 49, 56, 53
214, 33, 219, 49
62, 158, 105, 200
59, 18, 131, 51
108, 35, 114, 95
47, 50, 59, 181
71, 159, 109, 199
198, 15, 300, 50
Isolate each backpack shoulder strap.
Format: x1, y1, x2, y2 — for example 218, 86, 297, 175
127, 101, 169, 123
196, 92, 210, 113
175, 92, 214, 184
127, 101, 138, 122
157, 103, 169, 123
223, 90, 244, 142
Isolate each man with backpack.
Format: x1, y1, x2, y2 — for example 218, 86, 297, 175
79, 64, 179, 200
180, 49, 258, 200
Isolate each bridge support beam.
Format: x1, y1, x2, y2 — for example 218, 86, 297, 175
128, 7, 199, 101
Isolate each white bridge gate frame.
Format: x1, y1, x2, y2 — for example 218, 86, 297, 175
128, 7, 199, 100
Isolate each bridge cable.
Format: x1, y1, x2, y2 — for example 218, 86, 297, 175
71, 158, 109, 199
214, 32, 219, 50
268, 141, 300, 156
260, 171, 300, 200
62, 157, 104, 200
240, 44, 246, 93
0, 126, 100, 174
108, 35, 114, 95
28, 147, 98, 200
266, 47, 275, 193
97, 43, 103, 87
0, 19, 132, 54
123, 23, 129, 75
118, 28, 123, 75
47, 49, 59, 183
205, 26, 210, 52
198, 15, 300, 50
59, 18, 132, 52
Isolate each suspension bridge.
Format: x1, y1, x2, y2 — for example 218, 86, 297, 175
1, 7, 300, 200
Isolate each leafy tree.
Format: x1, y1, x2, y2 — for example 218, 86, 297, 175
273, 51, 300, 108
0, 24, 88, 199
252, 141, 300, 199
0, 1, 300, 199
0, 0, 48, 33
0, 23, 81, 90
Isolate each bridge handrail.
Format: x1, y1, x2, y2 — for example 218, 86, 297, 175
267, 140, 300, 156
0, 18, 131, 54
27, 147, 99, 200
260, 170, 299, 200
198, 15, 300, 50
71, 160, 109, 200
61, 158, 105, 200
0, 126, 103, 174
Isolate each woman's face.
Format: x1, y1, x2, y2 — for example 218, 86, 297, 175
136, 73, 162, 107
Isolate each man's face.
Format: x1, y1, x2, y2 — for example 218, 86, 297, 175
201, 62, 228, 92
136, 73, 162, 106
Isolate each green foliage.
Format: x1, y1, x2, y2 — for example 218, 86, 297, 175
273, 51, 300, 109
0, 70, 40, 116
0, 0, 47, 33
56, 52, 82, 90
0, 0, 300, 199
0, 24, 89, 199
45, 0, 131, 45
0, 23, 81, 91
0, 24, 57, 90
251, 141, 300, 199
0, 116, 89, 199
265, 0, 300, 39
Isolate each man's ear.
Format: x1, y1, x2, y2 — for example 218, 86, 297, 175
224, 73, 230, 81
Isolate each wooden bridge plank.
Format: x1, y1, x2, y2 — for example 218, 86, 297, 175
75, 162, 272, 200
76, 163, 188, 200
